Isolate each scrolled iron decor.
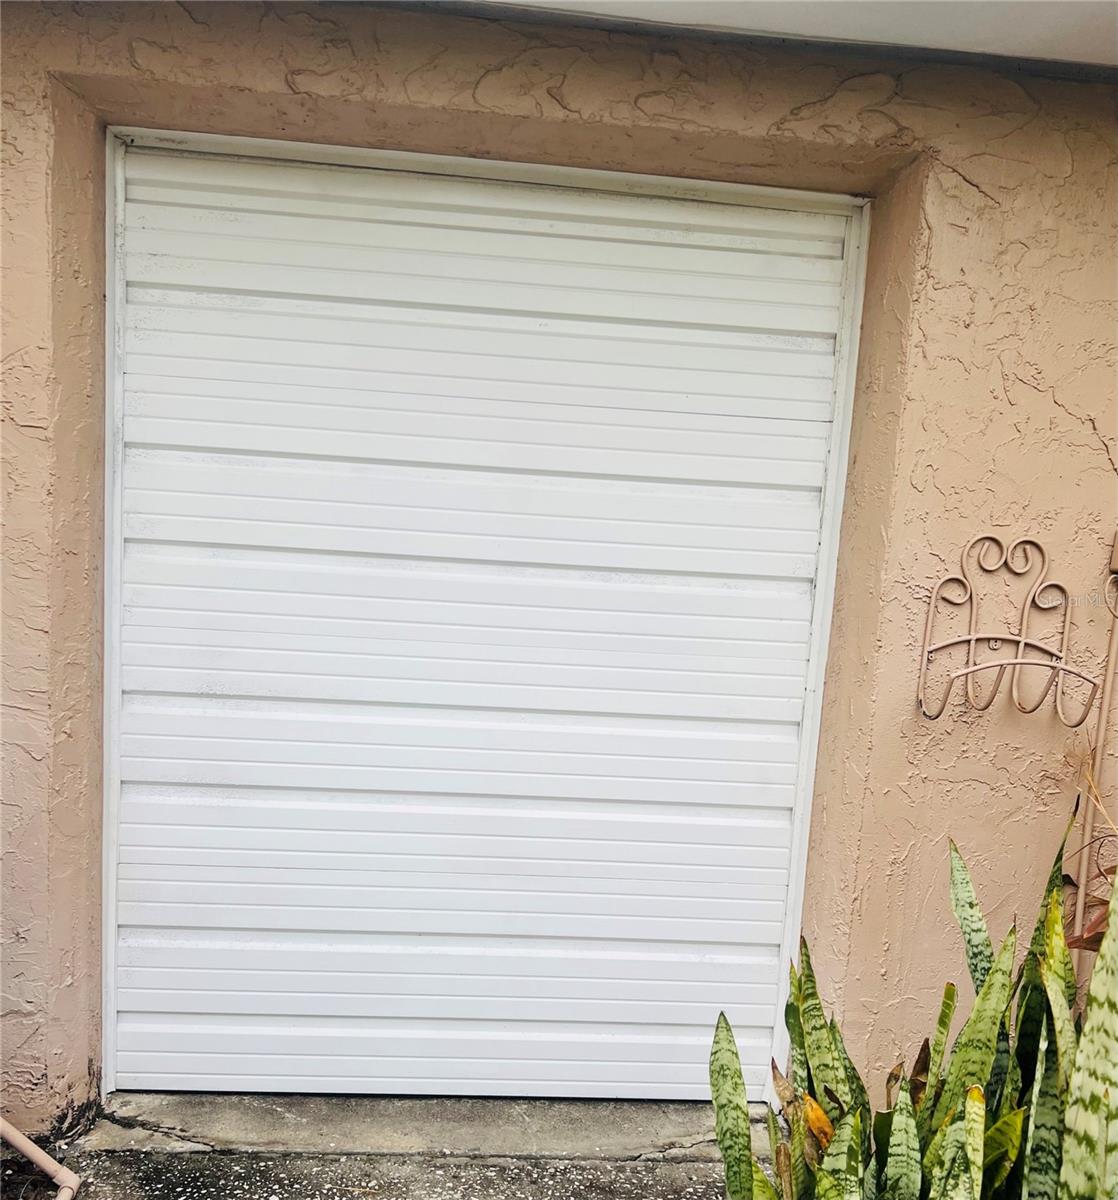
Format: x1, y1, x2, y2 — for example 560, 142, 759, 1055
918, 534, 1101, 728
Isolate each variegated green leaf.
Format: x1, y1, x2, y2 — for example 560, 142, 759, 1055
929, 982, 959, 1094
1039, 960, 1078, 1096
815, 1173, 843, 1200
988, 1014, 1013, 1115
918, 983, 959, 1147
711, 1012, 753, 1200
831, 1017, 870, 1120
1020, 895, 1066, 1095
897, 1054, 919, 1111
937, 1148, 976, 1200
983, 1105, 1024, 1191
753, 1158, 781, 1200
862, 1156, 877, 1200
799, 940, 851, 1122
883, 1080, 920, 1200
932, 929, 1017, 1132
821, 1110, 862, 1200
1023, 1018, 1062, 1200
1042, 889, 1077, 1017
873, 1109, 893, 1179
787, 963, 810, 1095
920, 984, 958, 1118
1020, 822, 1072, 1093
927, 1120, 967, 1200
822, 1109, 858, 1177
963, 1086, 985, 1200
950, 840, 994, 992
1034, 814, 1075, 965
1059, 876, 1118, 1200
923, 1111, 956, 1188
1017, 975, 1049, 1096
998, 1020, 1022, 1119
831, 1017, 871, 1158
789, 1101, 815, 1200
766, 1105, 783, 1163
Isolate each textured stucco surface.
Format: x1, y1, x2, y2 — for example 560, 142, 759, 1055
2, 1, 1116, 1132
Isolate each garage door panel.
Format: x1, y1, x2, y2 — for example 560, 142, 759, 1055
124, 227, 843, 314
119, 734, 798, 785
123, 605, 812, 662
123, 449, 825, 532
126, 148, 847, 244
118, 879, 786, 926
122, 323, 837, 398
117, 989, 777, 1028
116, 902, 783, 945
108, 143, 858, 1097
116, 928, 779, 981
125, 348, 836, 414
120, 670, 805, 725
118, 752, 796, 799
117, 846, 781, 888
123, 173, 846, 256
123, 579, 812, 662
122, 617, 813, 672
117, 966, 778, 1004
115, 1014, 767, 1062
121, 645, 809, 705
122, 415, 826, 489
117, 863, 785, 903
120, 650, 808, 705
125, 252, 841, 335
122, 299, 840, 383
126, 203, 846, 284
121, 541, 813, 617
126, 366, 835, 425
112, 1059, 767, 1097
118, 784, 795, 835
110, 1072, 752, 1099
122, 383, 830, 471
118, 791, 794, 863
122, 514, 820, 575
122, 587, 813, 649
118, 695, 804, 760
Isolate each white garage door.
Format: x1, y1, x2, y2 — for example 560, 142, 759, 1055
104, 134, 865, 1098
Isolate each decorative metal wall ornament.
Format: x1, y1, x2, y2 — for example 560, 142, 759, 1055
918, 534, 1101, 728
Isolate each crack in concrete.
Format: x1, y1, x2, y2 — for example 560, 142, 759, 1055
81, 1143, 723, 1164
100, 1109, 219, 1152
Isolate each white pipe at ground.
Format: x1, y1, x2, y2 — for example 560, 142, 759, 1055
0, 1116, 83, 1198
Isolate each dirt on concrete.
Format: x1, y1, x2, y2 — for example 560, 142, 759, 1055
32, 1151, 726, 1200
3, 1095, 764, 1199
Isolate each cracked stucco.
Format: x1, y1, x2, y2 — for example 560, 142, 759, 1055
2, 1, 1116, 1132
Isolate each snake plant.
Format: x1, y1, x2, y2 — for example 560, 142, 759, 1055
709, 830, 1118, 1200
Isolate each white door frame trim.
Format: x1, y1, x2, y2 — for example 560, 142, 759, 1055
101, 126, 870, 1098
102, 130, 128, 1097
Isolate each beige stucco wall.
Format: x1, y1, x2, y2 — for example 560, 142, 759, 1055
2, 1, 1115, 1132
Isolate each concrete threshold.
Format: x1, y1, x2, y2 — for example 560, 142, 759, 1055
80, 1093, 724, 1159
24, 1094, 771, 1200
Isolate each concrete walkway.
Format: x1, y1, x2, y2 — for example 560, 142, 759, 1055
4, 1094, 763, 1199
